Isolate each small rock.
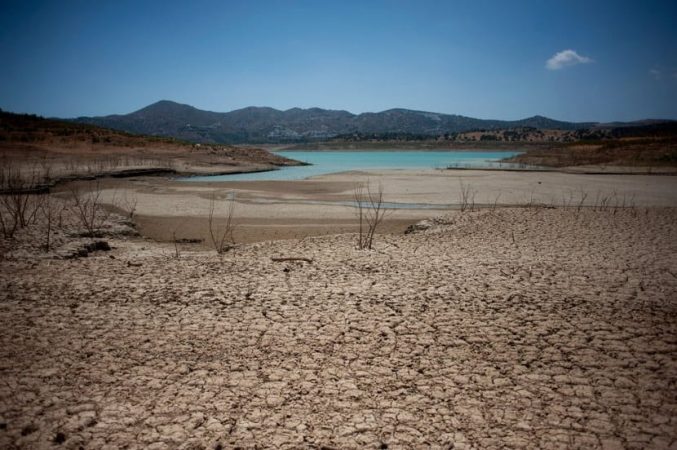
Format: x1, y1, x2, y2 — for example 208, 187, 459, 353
87, 240, 111, 252
404, 220, 433, 234
21, 424, 38, 436
53, 431, 66, 444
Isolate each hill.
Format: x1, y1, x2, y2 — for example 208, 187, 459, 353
0, 110, 301, 179
1, 108, 188, 147
74, 100, 600, 144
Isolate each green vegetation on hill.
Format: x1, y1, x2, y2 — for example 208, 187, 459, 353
3, 107, 676, 169
0, 110, 188, 147
73, 100, 598, 145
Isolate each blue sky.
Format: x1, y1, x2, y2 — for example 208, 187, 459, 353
1, 0, 676, 121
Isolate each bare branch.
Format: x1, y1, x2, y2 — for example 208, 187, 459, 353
459, 179, 477, 212
208, 191, 236, 254
354, 181, 389, 250
69, 181, 112, 238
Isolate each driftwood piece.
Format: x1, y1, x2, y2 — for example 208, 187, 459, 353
271, 257, 313, 263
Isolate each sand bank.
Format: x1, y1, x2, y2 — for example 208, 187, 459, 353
82, 168, 677, 245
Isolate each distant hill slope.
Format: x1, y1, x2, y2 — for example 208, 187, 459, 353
0, 109, 187, 147
74, 100, 602, 144
0, 110, 301, 169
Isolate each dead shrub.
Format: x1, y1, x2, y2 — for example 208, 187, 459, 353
459, 179, 477, 212
354, 181, 389, 250
0, 161, 44, 238
69, 181, 113, 238
207, 191, 236, 254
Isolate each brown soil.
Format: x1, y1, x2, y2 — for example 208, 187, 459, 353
504, 138, 677, 170
1, 207, 676, 448
135, 215, 418, 247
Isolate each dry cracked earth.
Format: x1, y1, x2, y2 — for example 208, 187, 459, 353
1, 208, 676, 449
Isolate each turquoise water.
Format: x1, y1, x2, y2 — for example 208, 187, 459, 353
183, 150, 523, 182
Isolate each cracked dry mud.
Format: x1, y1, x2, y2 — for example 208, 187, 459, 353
1, 208, 676, 449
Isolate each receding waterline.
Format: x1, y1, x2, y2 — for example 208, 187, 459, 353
181, 150, 525, 182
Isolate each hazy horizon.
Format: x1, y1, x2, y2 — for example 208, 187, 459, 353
2, 0, 677, 122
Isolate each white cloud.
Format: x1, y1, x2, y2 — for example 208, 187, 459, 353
546, 49, 593, 70
649, 67, 677, 81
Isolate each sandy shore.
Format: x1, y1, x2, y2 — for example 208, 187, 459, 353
78, 168, 677, 245
1, 206, 676, 448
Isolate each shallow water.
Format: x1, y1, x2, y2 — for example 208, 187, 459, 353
183, 150, 524, 182
236, 196, 455, 210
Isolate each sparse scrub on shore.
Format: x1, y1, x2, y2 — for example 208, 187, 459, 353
589, 190, 637, 215
116, 191, 138, 219
545, 188, 639, 217
525, 187, 538, 208
489, 192, 501, 211
458, 179, 477, 212
207, 192, 236, 254
0, 161, 47, 238
38, 194, 58, 251
560, 190, 575, 209
354, 181, 388, 250
576, 189, 589, 216
0, 159, 78, 252
62, 155, 175, 178
169, 219, 192, 259
69, 181, 114, 238
452, 183, 644, 218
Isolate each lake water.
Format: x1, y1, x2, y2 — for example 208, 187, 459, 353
183, 150, 523, 182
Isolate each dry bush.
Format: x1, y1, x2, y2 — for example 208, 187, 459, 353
560, 190, 575, 209
525, 188, 537, 208
172, 230, 181, 259
592, 190, 627, 213
0, 161, 45, 238
490, 192, 501, 211
38, 194, 58, 251
579, 190, 637, 216
354, 181, 389, 250
459, 179, 477, 212
69, 181, 113, 238
170, 219, 188, 259
117, 191, 138, 219
613, 193, 636, 215
37, 156, 53, 182
208, 192, 236, 254
576, 189, 589, 215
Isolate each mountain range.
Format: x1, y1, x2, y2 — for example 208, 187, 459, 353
73, 100, 658, 144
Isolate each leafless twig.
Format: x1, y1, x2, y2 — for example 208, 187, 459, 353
69, 181, 113, 238
354, 181, 389, 250
208, 191, 236, 254
459, 179, 477, 212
